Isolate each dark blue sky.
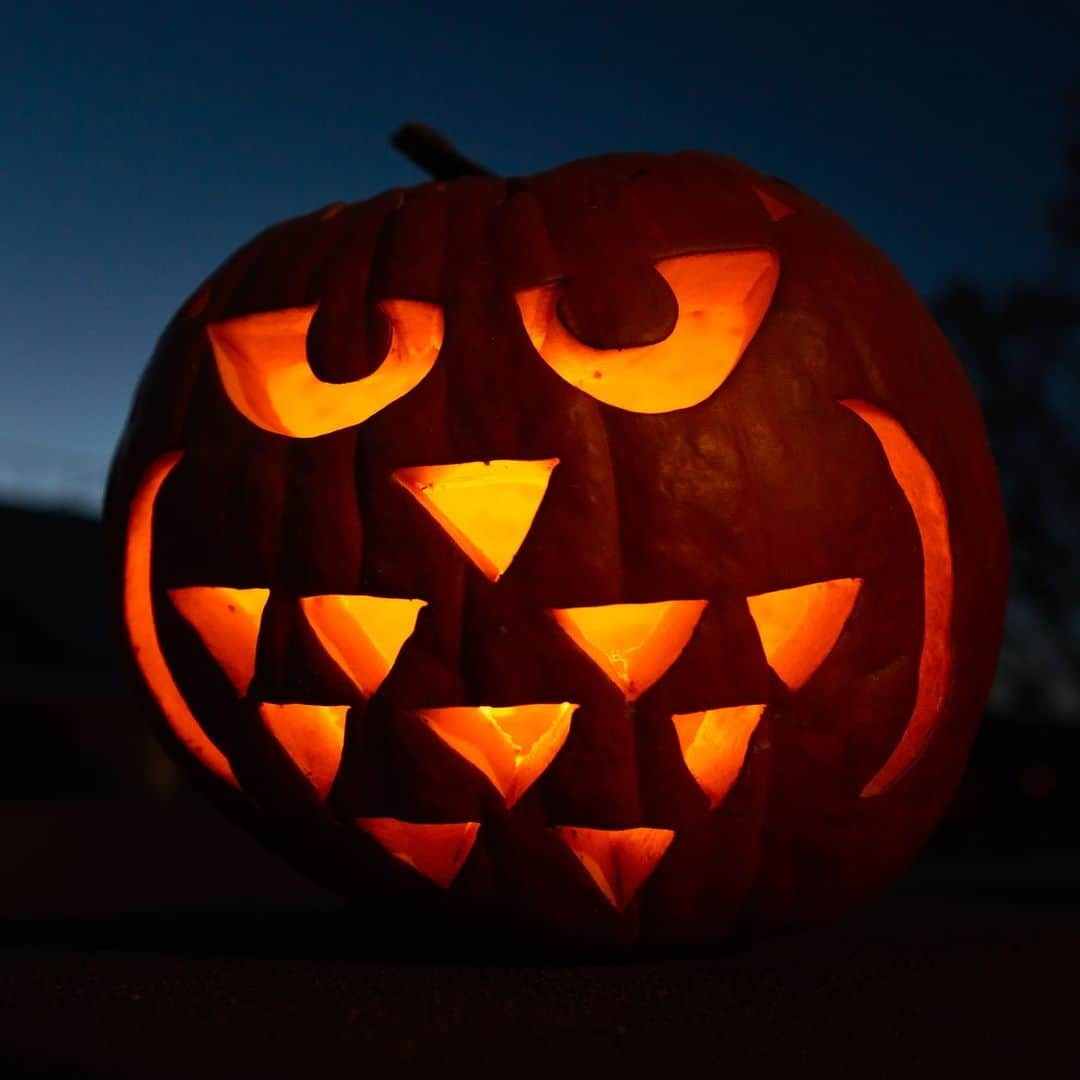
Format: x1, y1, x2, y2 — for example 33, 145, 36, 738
2, 2, 1077, 510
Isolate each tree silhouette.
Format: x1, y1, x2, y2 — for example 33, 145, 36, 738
932, 80, 1080, 720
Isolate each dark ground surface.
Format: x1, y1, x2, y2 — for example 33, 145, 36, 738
2, 880, 1078, 1079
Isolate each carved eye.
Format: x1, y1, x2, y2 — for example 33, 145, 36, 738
207, 299, 444, 438
514, 250, 779, 413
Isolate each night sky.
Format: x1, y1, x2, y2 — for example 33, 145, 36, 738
2, 2, 1077, 510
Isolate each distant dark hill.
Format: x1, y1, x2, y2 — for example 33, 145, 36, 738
0, 502, 165, 797
0, 501, 121, 687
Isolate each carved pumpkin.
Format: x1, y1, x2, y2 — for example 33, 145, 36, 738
105, 142, 1007, 950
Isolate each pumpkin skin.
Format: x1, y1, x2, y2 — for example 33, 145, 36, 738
104, 151, 1007, 951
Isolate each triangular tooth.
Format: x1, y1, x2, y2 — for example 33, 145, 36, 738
257, 703, 348, 799
418, 704, 576, 807
393, 459, 559, 581
746, 578, 862, 690
168, 586, 269, 695
672, 710, 707, 753
552, 826, 675, 911
549, 600, 707, 700
300, 594, 426, 696
673, 704, 764, 808
355, 819, 480, 890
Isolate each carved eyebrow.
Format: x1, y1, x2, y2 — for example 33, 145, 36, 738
207, 299, 444, 437
513, 250, 779, 414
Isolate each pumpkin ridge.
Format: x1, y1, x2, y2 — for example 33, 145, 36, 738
594, 402, 647, 836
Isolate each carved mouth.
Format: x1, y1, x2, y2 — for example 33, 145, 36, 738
121, 401, 952, 907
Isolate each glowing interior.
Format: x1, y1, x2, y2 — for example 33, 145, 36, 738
549, 600, 707, 700
752, 186, 796, 222
672, 704, 765, 808
841, 400, 954, 797
418, 703, 577, 807
207, 299, 444, 438
393, 458, 559, 581
257, 703, 348, 799
552, 826, 675, 911
514, 250, 779, 413
355, 818, 480, 890
300, 594, 426, 697
746, 578, 862, 691
168, 586, 269, 696
123, 453, 238, 788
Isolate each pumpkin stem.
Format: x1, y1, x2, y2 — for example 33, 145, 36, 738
390, 124, 494, 181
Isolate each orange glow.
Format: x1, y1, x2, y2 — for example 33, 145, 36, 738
123, 453, 238, 789
746, 578, 862, 690
672, 704, 765, 808
553, 826, 675, 911
393, 458, 559, 581
168, 586, 269, 695
841, 400, 955, 797
355, 818, 480, 889
514, 250, 779, 413
257, 703, 347, 799
549, 600, 707, 700
752, 186, 796, 222
300, 594, 426, 697
207, 299, 444, 438
418, 703, 577, 807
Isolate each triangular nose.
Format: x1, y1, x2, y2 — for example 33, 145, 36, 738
393, 459, 558, 582
552, 826, 675, 910
549, 600, 707, 700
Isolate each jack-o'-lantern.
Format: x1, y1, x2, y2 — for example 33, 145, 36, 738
105, 130, 1007, 950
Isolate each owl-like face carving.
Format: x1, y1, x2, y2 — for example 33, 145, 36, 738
107, 152, 1006, 949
